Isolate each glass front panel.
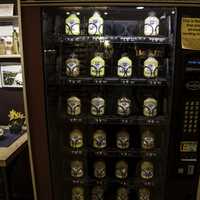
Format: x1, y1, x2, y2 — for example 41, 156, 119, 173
42, 6, 176, 200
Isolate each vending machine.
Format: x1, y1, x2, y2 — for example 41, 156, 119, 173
20, 1, 200, 200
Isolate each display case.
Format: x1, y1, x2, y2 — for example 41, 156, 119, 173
42, 6, 176, 200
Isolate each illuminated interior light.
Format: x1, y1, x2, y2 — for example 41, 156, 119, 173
136, 7, 144, 10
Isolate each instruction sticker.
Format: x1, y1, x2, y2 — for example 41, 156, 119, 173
181, 17, 200, 50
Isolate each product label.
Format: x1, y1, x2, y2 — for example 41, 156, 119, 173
66, 58, 80, 77
91, 97, 105, 116
144, 16, 159, 36
117, 56, 132, 77
144, 57, 158, 78
67, 96, 81, 116
90, 56, 105, 77
88, 13, 103, 35
65, 14, 80, 35
117, 97, 131, 116
143, 98, 157, 117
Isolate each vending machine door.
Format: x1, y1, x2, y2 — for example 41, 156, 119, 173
21, 2, 189, 200
166, 7, 200, 200
41, 6, 176, 200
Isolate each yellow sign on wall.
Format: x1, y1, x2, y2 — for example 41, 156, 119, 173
181, 17, 200, 50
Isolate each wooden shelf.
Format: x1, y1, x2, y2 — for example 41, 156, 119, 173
0, 15, 18, 21
0, 54, 21, 59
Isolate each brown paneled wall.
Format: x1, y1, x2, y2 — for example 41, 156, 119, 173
0, 88, 24, 125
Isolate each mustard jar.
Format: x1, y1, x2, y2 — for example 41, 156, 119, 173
138, 188, 150, 200
71, 160, 84, 178
91, 186, 104, 200
117, 187, 129, 200
91, 97, 105, 116
72, 187, 84, 200
69, 129, 83, 148
93, 129, 107, 149
141, 130, 155, 150
116, 130, 130, 150
117, 97, 131, 116
65, 54, 80, 77
90, 53, 105, 77
141, 161, 154, 180
94, 161, 106, 179
144, 11, 159, 36
144, 51, 159, 78
65, 12, 80, 35
143, 98, 157, 117
117, 54, 133, 78
88, 11, 104, 36
115, 161, 128, 179
67, 96, 81, 116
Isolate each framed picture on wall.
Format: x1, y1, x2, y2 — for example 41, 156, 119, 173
0, 64, 23, 88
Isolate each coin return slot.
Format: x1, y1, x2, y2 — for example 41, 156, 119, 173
183, 100, 200, 134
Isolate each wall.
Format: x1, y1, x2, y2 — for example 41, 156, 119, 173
0, 88, 33, 199
0, 88, 24, 125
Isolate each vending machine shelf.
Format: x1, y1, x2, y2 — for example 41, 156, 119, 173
59, 77, 168, 87
63, 115, 168, 125
54, 34, 171, 45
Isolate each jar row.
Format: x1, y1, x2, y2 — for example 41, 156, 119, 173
69, 129, 155, 150
65, 11, 160, 36
71, 186, 151, 200
65, 53, 159, 78
67, 96, 158, 117
70, 186, 151, 200
70, 160, 154, 180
